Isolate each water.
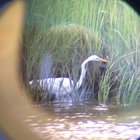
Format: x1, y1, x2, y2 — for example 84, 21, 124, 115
26, 101, 140, 140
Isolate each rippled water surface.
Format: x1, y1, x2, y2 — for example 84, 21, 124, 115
25, 101, 140, 140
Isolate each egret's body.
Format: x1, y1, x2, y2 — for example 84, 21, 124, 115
29, 55, 108, 99
29, 78, 74, 97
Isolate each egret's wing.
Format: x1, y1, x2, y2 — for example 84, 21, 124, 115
45, 78, 74, 95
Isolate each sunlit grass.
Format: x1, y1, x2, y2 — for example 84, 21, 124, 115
23, 0, 140, 105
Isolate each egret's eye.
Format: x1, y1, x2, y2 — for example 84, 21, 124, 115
96, 58, 99, 61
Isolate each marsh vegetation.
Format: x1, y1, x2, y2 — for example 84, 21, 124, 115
23, 0, 140, 105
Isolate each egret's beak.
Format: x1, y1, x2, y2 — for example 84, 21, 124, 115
99, 58, 108, 63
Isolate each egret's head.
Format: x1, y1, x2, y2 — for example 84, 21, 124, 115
88, 55, 108, 63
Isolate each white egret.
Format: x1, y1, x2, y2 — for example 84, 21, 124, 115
29, 55, 108, 99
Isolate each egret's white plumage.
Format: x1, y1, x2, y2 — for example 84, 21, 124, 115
29, 55, 108, 99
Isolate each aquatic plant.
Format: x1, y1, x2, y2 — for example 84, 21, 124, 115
23, 0, 140, 105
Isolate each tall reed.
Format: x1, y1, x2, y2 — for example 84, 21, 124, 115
23, 0, 140, 105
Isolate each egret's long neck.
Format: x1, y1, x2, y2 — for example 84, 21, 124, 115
75, 59, 89, 90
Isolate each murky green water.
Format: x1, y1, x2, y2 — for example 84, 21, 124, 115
26, 101, 140, 140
